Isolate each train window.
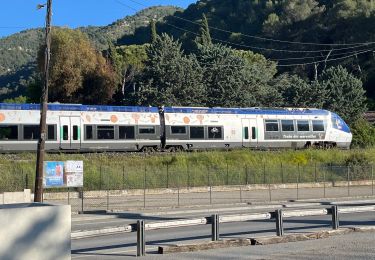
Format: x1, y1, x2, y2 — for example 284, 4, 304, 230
265, 120, 279, 132
297, 120, 310, 131
244, 127, 249, 139
252, 127, 256, 139
85, 125, 93, 140
190, 126, 204, 139
281, 120, 294, 132
208, 126, 223, 139
139, 126, 155, 134
0, 125, 18, 140
23, 125, 39, 140
171, 126, 186, 134
97, 125, 114, 139
62, 125, 69, 140
312, 120, 325, 131
73, 126, 78, 140
47, 125, 56, 140
119, 126, 135, 139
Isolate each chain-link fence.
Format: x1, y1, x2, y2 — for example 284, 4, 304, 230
0, 162, 374, 212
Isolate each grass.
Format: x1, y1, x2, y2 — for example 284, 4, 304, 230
0, 148, 374, 192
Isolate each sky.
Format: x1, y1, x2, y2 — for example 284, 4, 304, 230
0, 0, 196, 38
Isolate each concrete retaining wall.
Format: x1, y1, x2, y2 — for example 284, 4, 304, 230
0, 203, 71, 260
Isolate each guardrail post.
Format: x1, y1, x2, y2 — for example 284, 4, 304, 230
331, 205, 339, 230
211, 214, 219, 241
275, 209, 284, 236
137, 220, 145, 257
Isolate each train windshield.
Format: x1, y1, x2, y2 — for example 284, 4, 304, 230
331, 113, 351, 133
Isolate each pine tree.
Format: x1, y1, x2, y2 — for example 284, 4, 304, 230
150, 19, 158, 44
195, 14, 212, 47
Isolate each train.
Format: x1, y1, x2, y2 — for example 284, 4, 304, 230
0, 103, 352, 152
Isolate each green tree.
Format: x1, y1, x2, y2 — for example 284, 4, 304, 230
37, 28, 116, 104
3, 95, 27, 103
318, 65, 367, 123
195, 14, 212, 47
198, 44, 279, 107
150, 19, 158, 44
273, 74, 326, 108
135, 34, 206, 106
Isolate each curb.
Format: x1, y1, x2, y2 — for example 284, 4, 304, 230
158, 227, 375, 254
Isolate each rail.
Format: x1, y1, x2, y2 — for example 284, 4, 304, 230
74, 204, 375, 256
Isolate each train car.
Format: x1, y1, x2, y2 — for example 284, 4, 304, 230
0, 103, 352, 152
0, 103, 160, 152
162, 107, 352, 150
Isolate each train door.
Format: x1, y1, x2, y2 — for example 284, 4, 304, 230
59, 116, 81, 150
241, 119, 258, 147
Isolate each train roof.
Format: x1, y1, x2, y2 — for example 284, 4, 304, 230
0, 103, 330, 116
0, 103, 159, 113
164, 107, 330, 116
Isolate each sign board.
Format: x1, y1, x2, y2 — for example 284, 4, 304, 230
64, 160, 83, 187
43, 161, 83, 188
44, 161, 64, 188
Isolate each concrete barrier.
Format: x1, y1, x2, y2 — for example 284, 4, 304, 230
0, 189, 31, 204
0, 203, 71, 260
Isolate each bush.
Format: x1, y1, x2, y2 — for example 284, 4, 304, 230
351, 118, 375, 148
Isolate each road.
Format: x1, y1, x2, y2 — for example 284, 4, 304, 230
71, 202, 375, 259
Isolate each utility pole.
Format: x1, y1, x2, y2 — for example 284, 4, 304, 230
34, 0, 52, 202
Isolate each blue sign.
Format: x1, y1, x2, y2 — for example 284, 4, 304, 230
44, 161, 64, 188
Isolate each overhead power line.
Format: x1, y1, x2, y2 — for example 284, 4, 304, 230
125, 0, 375, 47
114, 0, 374, 67
164, 22, 371, 54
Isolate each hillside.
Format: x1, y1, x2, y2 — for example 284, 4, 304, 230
0, 6, 181, 101
119, 0, 375, 105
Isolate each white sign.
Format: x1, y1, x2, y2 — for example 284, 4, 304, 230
64, 161, 83, 187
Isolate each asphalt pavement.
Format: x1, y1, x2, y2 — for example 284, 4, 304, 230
70, 198, 375, 259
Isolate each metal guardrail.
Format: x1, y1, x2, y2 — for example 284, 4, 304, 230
70, 204, 375, 256
130, 204, 375, 256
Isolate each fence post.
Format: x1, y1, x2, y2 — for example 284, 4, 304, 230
263, 163, 266, 184
80, 188, 84, 214
209, 166, 212, 205
187, 162, 190, 189
122, 165, 125, 190
100, 165, 102, 190
347, 166, 350, 197
67, 187, 70, 205
372, 165, 374, 196
136, 220, 146, 257
268, 171, 272, 202
226, 159, 229, 185
211, 214, 219, 241
331, 205, 339, 230
281, 163, 284, 184
143, 165, 146, 208
25, 173, 29, 190
323, 168, 326, 198
297, 164, 300, 200
314, 162, 317, 183
245, 165, 248, 185
275, 209, 284, 236
166, 163, 169, 189
177, 172, 180, 207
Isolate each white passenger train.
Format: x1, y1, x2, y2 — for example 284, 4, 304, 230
0, 103, 352, 152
